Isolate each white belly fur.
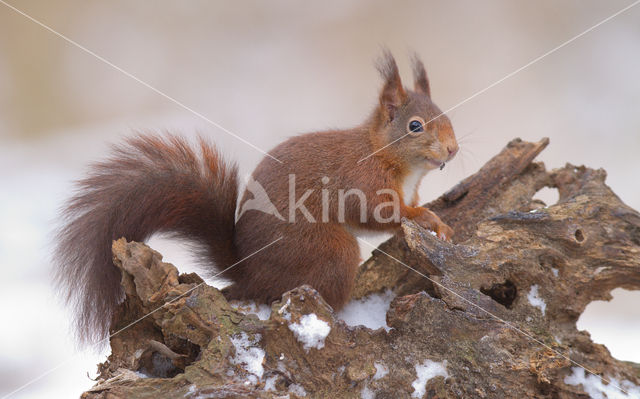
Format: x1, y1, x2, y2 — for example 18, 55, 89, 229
401, 165, 428, 206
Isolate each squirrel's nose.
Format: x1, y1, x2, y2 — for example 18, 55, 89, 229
447, 145, 458, 157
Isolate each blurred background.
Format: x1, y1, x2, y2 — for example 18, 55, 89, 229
1, 1, 639, 397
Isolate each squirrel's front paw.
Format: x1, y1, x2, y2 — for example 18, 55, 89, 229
433, 221, 454, 241
414, 209, 454, 241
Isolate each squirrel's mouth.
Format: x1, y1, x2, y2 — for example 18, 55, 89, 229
425, 158, 445, 169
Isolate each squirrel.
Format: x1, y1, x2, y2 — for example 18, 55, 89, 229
54, 50, 458, 343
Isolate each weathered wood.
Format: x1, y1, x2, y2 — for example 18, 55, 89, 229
83, 138, 640, 398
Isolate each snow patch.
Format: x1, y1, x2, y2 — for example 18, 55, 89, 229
527, 285, 546, 315
337, 290, 395, 332
594, 266, 610, 275
230, 300, 272, 320
134, 370, 150, 379
552, 268, 559, 277
288, 313, 331, 351
277, 361, 287, 373
361, 383, 375, 399
411, 360, 448, 398
264, 375, 277, 391
230, 332, 265, 380
288, 382, 307, 396
564, 367, 640, 399
373, 362, 388, 380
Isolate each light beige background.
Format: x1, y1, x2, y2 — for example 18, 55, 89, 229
1, 1, 639, 397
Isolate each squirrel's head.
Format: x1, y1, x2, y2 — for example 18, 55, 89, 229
371, 50, 458, 170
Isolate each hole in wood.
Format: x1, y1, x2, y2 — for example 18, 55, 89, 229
532, 186, 559, 207
577, 288, 640, 363
480, 280, 517, 309
574, 229, 585, 242
136, 338, 201, 378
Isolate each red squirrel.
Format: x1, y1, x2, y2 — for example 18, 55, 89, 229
54, 51, 458, 343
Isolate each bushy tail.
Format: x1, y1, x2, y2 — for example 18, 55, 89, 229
54, 134, 239, 344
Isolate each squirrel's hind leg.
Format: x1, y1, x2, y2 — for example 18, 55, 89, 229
224, 223, 360, 312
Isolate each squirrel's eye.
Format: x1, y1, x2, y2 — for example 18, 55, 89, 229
409, 120, 424, 133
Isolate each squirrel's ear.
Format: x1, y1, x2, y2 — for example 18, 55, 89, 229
377, 50, 407, 122
411, 53, 431, 98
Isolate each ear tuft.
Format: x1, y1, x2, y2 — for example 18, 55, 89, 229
410, 52, 431, 97
376, 49, 407, 121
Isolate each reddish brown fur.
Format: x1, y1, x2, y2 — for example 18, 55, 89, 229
54, 135, 238, 343
54, 51, 458, 343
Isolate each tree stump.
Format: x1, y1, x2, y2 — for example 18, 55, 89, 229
83, 138, 640, 398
